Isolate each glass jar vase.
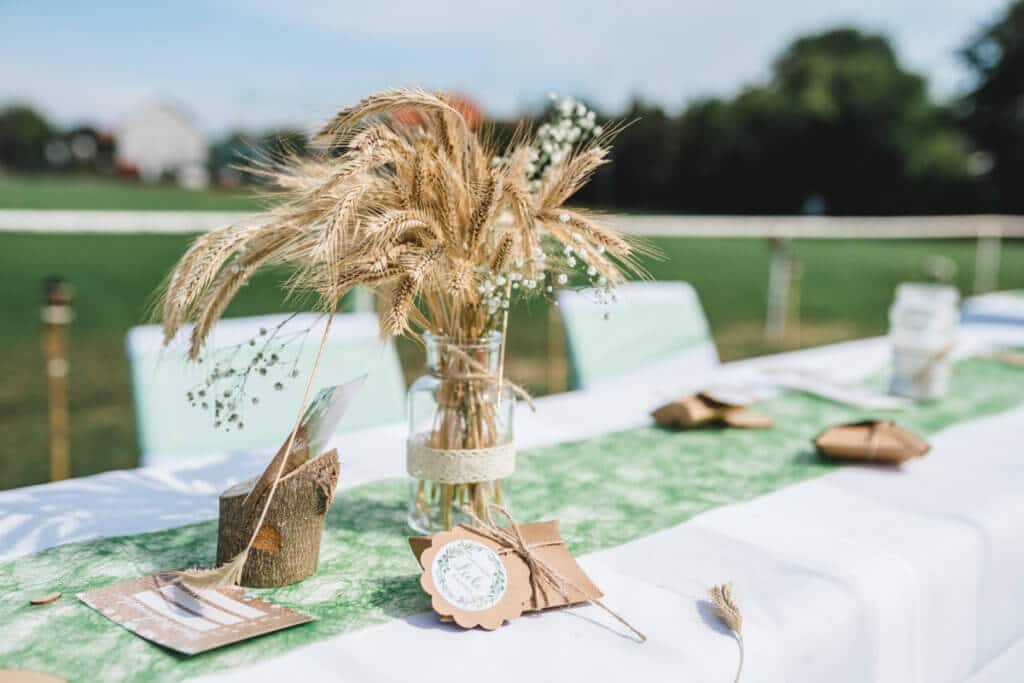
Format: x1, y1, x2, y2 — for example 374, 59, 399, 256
406, 332, 514, 533
888, 283, 959, 400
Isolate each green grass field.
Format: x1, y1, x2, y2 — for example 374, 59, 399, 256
3, 176, 1023, 490
0, 174, 260, 211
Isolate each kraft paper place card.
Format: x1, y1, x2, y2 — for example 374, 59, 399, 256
78, 573, 313, 655
409, 520, 603, 630
243, 375, 366, 518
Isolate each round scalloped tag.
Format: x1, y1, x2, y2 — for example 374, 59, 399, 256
431, 539, 507, 612
419, 528, 532, 630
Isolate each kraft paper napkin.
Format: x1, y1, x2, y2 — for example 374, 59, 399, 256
409, 520, 602, 613
814, 420, 929, 465
652, 393, 773, 430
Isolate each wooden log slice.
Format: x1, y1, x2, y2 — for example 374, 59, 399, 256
217, 449, 339, 588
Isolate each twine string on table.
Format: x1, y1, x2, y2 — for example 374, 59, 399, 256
462, 503, 647, 643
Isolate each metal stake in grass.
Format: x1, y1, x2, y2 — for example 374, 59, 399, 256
41, 276, 72, 482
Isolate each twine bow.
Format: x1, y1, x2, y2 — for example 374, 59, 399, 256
462, 503, 647, 643
431, 340, 536, 411
913, 342, 955, 387
865, 420, 887, 460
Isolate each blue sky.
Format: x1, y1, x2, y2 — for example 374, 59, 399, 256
0, 0, 1010, 135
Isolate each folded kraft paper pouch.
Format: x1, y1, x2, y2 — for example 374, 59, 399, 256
409, 520, 601, 614
986, 350, 1024, 368
652, 392, 773, 430
813, 420, 930, 465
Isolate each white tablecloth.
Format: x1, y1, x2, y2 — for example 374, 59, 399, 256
3, 324, 1024, 683
962, 291, 1024, 327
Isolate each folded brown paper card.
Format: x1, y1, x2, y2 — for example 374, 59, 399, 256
814, 420, 929, 465
985, 350, 1024, 368
0, 672, 66, 683
410, 520, 603, 630
78, 573, 313, 655
652, 392, 773, 430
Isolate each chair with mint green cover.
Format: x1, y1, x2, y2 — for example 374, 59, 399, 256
126, 312, 406, 467
557, 281, 718, 390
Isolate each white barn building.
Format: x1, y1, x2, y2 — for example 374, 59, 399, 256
115, 102, 209, 188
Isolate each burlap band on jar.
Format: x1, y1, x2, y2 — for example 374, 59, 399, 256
406, 434, 516, 484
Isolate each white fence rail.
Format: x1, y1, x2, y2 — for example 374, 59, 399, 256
0, 209, 256, 233
2, 210, 1020, 343
2, 210, 1023, 238
612, 214, 1024, 239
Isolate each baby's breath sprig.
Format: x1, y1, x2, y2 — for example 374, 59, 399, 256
530, 94, 604, 188
186, 314, 318, 431
483, 95, 613, 316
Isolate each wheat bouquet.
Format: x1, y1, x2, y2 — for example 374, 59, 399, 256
159, 88, 642, 585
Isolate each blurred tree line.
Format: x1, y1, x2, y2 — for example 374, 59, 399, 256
565, 18, 1023, 215
2, 4, 1023, 215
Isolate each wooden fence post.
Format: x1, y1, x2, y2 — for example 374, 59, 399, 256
42, 277, 72, 481
973, 227, 1002, 294
788, 260, 803, 347
547, 304, 567, 394
764, 238, 792, 346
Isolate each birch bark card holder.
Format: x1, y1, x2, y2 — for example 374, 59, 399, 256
148, 376, 362, 594
213, 378, 364, 587
409, 505, 647, 642
74, 383, 365, 652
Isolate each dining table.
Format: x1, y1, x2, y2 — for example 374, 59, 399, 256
3, 322, 1024, 683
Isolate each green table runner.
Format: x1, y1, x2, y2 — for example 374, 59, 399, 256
3, 358, 1023, 681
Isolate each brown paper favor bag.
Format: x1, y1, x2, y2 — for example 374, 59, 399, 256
814, 420, 929, 465
415, 526, 533, 630
410, 520, 603, 624
986, 350, 1024, 368
652, 392, 773, 430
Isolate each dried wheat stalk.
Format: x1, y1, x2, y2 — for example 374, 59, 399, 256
709, 582, 745, 682
160, 88, 645, 576
159, 87, 640, 357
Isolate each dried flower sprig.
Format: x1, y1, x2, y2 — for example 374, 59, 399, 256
186, 313, 317, 431
709, 582, 745, 682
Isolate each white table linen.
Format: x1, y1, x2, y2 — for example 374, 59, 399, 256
962, 291, 1024, 327
3, 324, 1024, 682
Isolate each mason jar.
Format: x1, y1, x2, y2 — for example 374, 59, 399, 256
406, 332, 515, 533
889, 283, 959, 400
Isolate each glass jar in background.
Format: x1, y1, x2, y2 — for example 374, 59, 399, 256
406, 332, 514, 534
888, 283, 959, 400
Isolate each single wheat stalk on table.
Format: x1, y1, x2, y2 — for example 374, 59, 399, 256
709, 582, 745, 682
